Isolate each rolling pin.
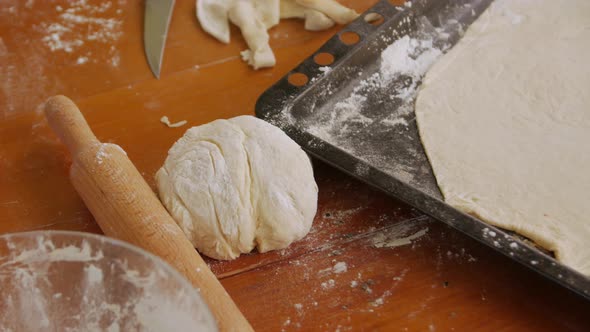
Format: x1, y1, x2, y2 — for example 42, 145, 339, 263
45, 95, 253, 332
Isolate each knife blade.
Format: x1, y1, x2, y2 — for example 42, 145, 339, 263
144, 0, 176, 79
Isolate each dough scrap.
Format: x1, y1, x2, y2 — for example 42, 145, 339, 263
156, 116, 318, 260
228, 1, 276, 69
415, 0, 590, 275
280, 0, 335, 31
196, 0, 358, 69
160, 116, 187, 128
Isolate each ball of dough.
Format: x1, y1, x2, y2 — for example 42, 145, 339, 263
156, 116, 318, 260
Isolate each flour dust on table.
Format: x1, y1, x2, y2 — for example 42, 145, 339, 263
415, 0, 590, 275
34, 0, 125, 66
156, 116, 318, 260
0, 0, 125, 115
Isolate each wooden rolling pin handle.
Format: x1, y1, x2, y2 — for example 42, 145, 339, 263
44, 95, 253, 332
45, 95, 99, 154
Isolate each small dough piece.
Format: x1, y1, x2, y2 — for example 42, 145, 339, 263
415, 0, 590, 275
293, 0, 358, 25
196, 0, 233, 43
160, 116, 188, 128
228, 0, 276, 69
280, 0, 335, 31
156, 116, 318, 260
196, 0, 358, 69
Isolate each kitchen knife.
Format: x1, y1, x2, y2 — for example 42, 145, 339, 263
144, 0, 176, 79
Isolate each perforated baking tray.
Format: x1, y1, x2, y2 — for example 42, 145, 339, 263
255, 0, 590, 300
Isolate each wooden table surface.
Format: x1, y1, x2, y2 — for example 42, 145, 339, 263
1, 0, 589, 331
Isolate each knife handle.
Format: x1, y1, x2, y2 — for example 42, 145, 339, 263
45, 95, 254, 332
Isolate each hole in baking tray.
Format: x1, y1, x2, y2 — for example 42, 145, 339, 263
314, 52, 335, 66
288, 73, 309, 87
364, 12, 384, 26
339, 31, 360, 45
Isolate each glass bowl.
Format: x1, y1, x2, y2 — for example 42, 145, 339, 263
0, 230, 217, 331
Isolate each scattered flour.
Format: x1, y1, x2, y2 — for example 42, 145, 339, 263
380, 35, 442, 85
374, 228, 429, 248
95, 145, 108, 164
308, 28, 445, 142
333, 261, 347, 274
321, 279, 335, 290
33, 0, 125, 66
76, 56, 89, 65
371, 218, 430, 249
1, 1, 126, 114
296, 6, 474, 191
369, 290, 391, 308
318, 261, 348, 276
95, 143, 126, 164
370, 297, 384, 307
382, 117, 408, 127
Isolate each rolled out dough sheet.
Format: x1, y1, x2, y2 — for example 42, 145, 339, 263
415, 0, 590, 275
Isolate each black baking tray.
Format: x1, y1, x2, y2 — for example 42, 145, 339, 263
256, 0, 590, 299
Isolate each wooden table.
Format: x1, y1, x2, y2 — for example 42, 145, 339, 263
1, 1, 588, 331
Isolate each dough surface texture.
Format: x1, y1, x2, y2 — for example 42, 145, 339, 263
156, 116, 318, 260
415, 0, 590, 275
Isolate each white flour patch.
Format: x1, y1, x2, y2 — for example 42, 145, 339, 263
369, 290, 391, 307
1, 1, 126, 114
95, 145, 109, 164
333, 261, 347, 274
308, 32, 444, 140
382, 117, 408, 127
373, 227, 428, 249
76, 56, 89, 65
95, 143, 125, 164
34, 0, 125, 66
371, 218, 430, 249
294, 13, 468, 190
321, 279, 335, 290
319, 261, 348, 276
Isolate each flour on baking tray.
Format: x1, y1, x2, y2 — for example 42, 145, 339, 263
308, 33, 443, 140
297, 10, 471, 187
